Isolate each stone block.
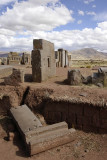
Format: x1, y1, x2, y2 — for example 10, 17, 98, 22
67, 69, 83, 85
27, 128, 76, 156
10, 104, 76, 156
10, 104, 42, 138
25, 121, 68, 139
32, 39, 56, 82
4, 69, 24, 86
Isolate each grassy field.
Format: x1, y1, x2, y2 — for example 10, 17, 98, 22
70, 60, 107, 68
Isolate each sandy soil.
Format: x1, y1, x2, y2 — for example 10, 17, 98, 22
0, 65, 107, 160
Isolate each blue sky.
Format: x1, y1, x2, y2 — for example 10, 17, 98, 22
0, 0, 107, 52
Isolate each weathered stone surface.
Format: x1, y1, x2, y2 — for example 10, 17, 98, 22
28, 128, 76, 155
7, 52, 21, 65
10, 104, 76, 156
67, 69, 83, 85
92, 67, 107, 87
32, 39, 56, 82
25, 121, 68, 139
97, 83, 103, 88
4, 69, 24, 86
10, 104, 42, 137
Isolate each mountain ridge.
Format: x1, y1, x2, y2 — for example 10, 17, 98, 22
70, 48, 107, 60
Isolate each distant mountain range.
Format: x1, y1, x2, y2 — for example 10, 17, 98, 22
70, 48, 107, 60
0, 52, 8, 57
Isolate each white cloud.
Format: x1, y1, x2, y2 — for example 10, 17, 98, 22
0, 28, 15, 36
0, 0, 16, 5
35, 22, 107, 52
0, 21, 107, 52
78, 10, 84, 16
93, 12, 107, 21
98, 21, 107, 30
86, 11, 96, 16
0, 0, 74, 32
0, 0, 107, 53
77, 20, 82, 24
84, 0, 94, 4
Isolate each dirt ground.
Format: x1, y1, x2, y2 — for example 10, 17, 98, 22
0, 65, 107, 160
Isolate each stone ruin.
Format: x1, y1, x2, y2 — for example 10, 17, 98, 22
10, 104, 76, 156
21, 52, 31, 65
7, 52, 21, 65
4, 68, 24, 86
66, 67, 107, 87
32, 39, 56, 82
67, 69, 84, 85
55, 48, 69, 67
92, 67, 107, 87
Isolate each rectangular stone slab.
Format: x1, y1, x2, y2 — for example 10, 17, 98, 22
25, 121, 68, 138
10, 105, 42, 137
10, 104, 76, 156
28, 128, 76, 156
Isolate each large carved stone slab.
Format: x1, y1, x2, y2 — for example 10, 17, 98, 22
10, 104, 42, 137
10, 105, 76, 156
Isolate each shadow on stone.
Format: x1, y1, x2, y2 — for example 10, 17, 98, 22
24, 74, 32, 82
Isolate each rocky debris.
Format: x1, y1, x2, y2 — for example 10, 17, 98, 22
4, 69, 24, 86
85, 76, 92, 84
79, 92, 87, 97
92, 68, 107, 87
67, 69, 84, 85
66, 68, 107, 87
97, 83, 103, 88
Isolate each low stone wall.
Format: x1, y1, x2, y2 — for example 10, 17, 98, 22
44, 101, 107, 134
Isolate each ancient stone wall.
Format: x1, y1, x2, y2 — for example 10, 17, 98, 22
44, 101, 107, 133
56, 49, 69, 67
32, 39, 56, 82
